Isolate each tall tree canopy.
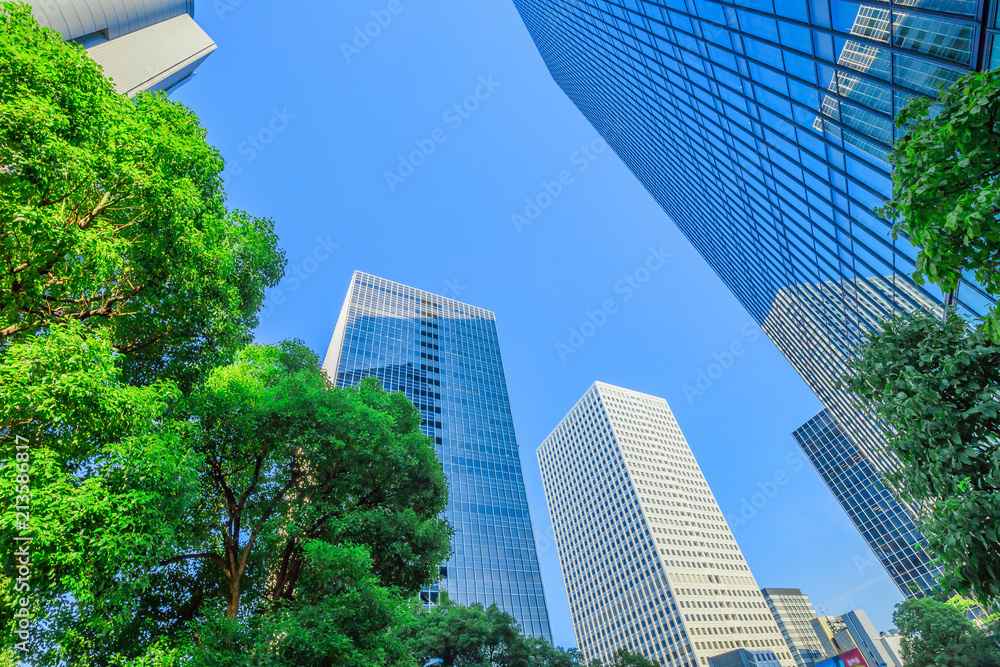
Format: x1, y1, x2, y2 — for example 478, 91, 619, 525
846, 310, 1000, 605
0, 1, 284, 387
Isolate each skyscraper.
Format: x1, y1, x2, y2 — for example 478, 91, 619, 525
26, 0, 216, 96
761, 588, 826, 667
511, 0, 997, 595
793, 411, 942, 598
538, 382, 795, 667
322, 271, 552, 641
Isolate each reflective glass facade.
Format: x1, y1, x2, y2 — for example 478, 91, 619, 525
539, 383, 795, 667
793, 410, 942, 598
322, 271, 552, 641
512, 0, 998, 596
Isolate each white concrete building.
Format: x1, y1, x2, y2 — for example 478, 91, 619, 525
538, 382, 795, 667
26, 0, 216, 96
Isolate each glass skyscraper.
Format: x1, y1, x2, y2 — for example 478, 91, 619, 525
793, 410, 942, 598
511, 0, 998, 597
539, 382, 795, 667
322, 271, 552, 641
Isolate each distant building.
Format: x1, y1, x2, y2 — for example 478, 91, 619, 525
815, 648, 871, 667
761, 588, 826, 667
877, 631, 904, 665
538, 383, 795, 667
813, 615, 856, 659
26, 0, 216, 96
709, 649, 783, 667
841, 611, 902, 667
812, 611, 902, 667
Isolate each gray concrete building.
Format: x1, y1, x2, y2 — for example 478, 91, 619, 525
26, 0, 215, 96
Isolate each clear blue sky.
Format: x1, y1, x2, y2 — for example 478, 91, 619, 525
175, 0, 905, 647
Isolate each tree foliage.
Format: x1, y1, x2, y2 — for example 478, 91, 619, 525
2, 338, 452, 664
0, 1, 284, 387
879, 68, 1000, 335
69, 343, 451, 664
402, 597, 659, 667
0, 320, 199, 660
846, 309, 1000, 604
894, 597, 1000, 667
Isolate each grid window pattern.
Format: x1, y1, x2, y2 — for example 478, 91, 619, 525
538, 383, 795, 667
793, 410, 942, 599
760, 588, 826, 667
322, 271, 552, 641
511, 0, 997, 598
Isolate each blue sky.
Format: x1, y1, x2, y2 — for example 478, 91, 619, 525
175, 0, 905, 647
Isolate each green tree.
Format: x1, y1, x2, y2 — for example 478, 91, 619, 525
197, 541, 416, 667
0, 1, 284, 388
402, 596, 656, 667
846, 309, 1000, 604
894, 597, 1000, 667
879, 68, 1000, 336
0, 320, 200, 660
605, 649, 661, 667
3, 338, 451, 665
135, 344, 451, 664
402, 596, 530, 666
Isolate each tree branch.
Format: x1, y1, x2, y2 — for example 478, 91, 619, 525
159, 552, 229, 576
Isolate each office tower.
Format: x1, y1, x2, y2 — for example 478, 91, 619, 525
709, 649, 783, 667
812, 611, 902, 667
537, 382, 795, 667
510, 0, 997, 595
322, 271, 552, 641
26, 0, 216, 96
793, 411, 942, 598
761, 588, 826, 667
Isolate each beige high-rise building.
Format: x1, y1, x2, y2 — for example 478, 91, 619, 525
761, 588, 825, 667
538, 383, 795, 667
26, 0, 216, 97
